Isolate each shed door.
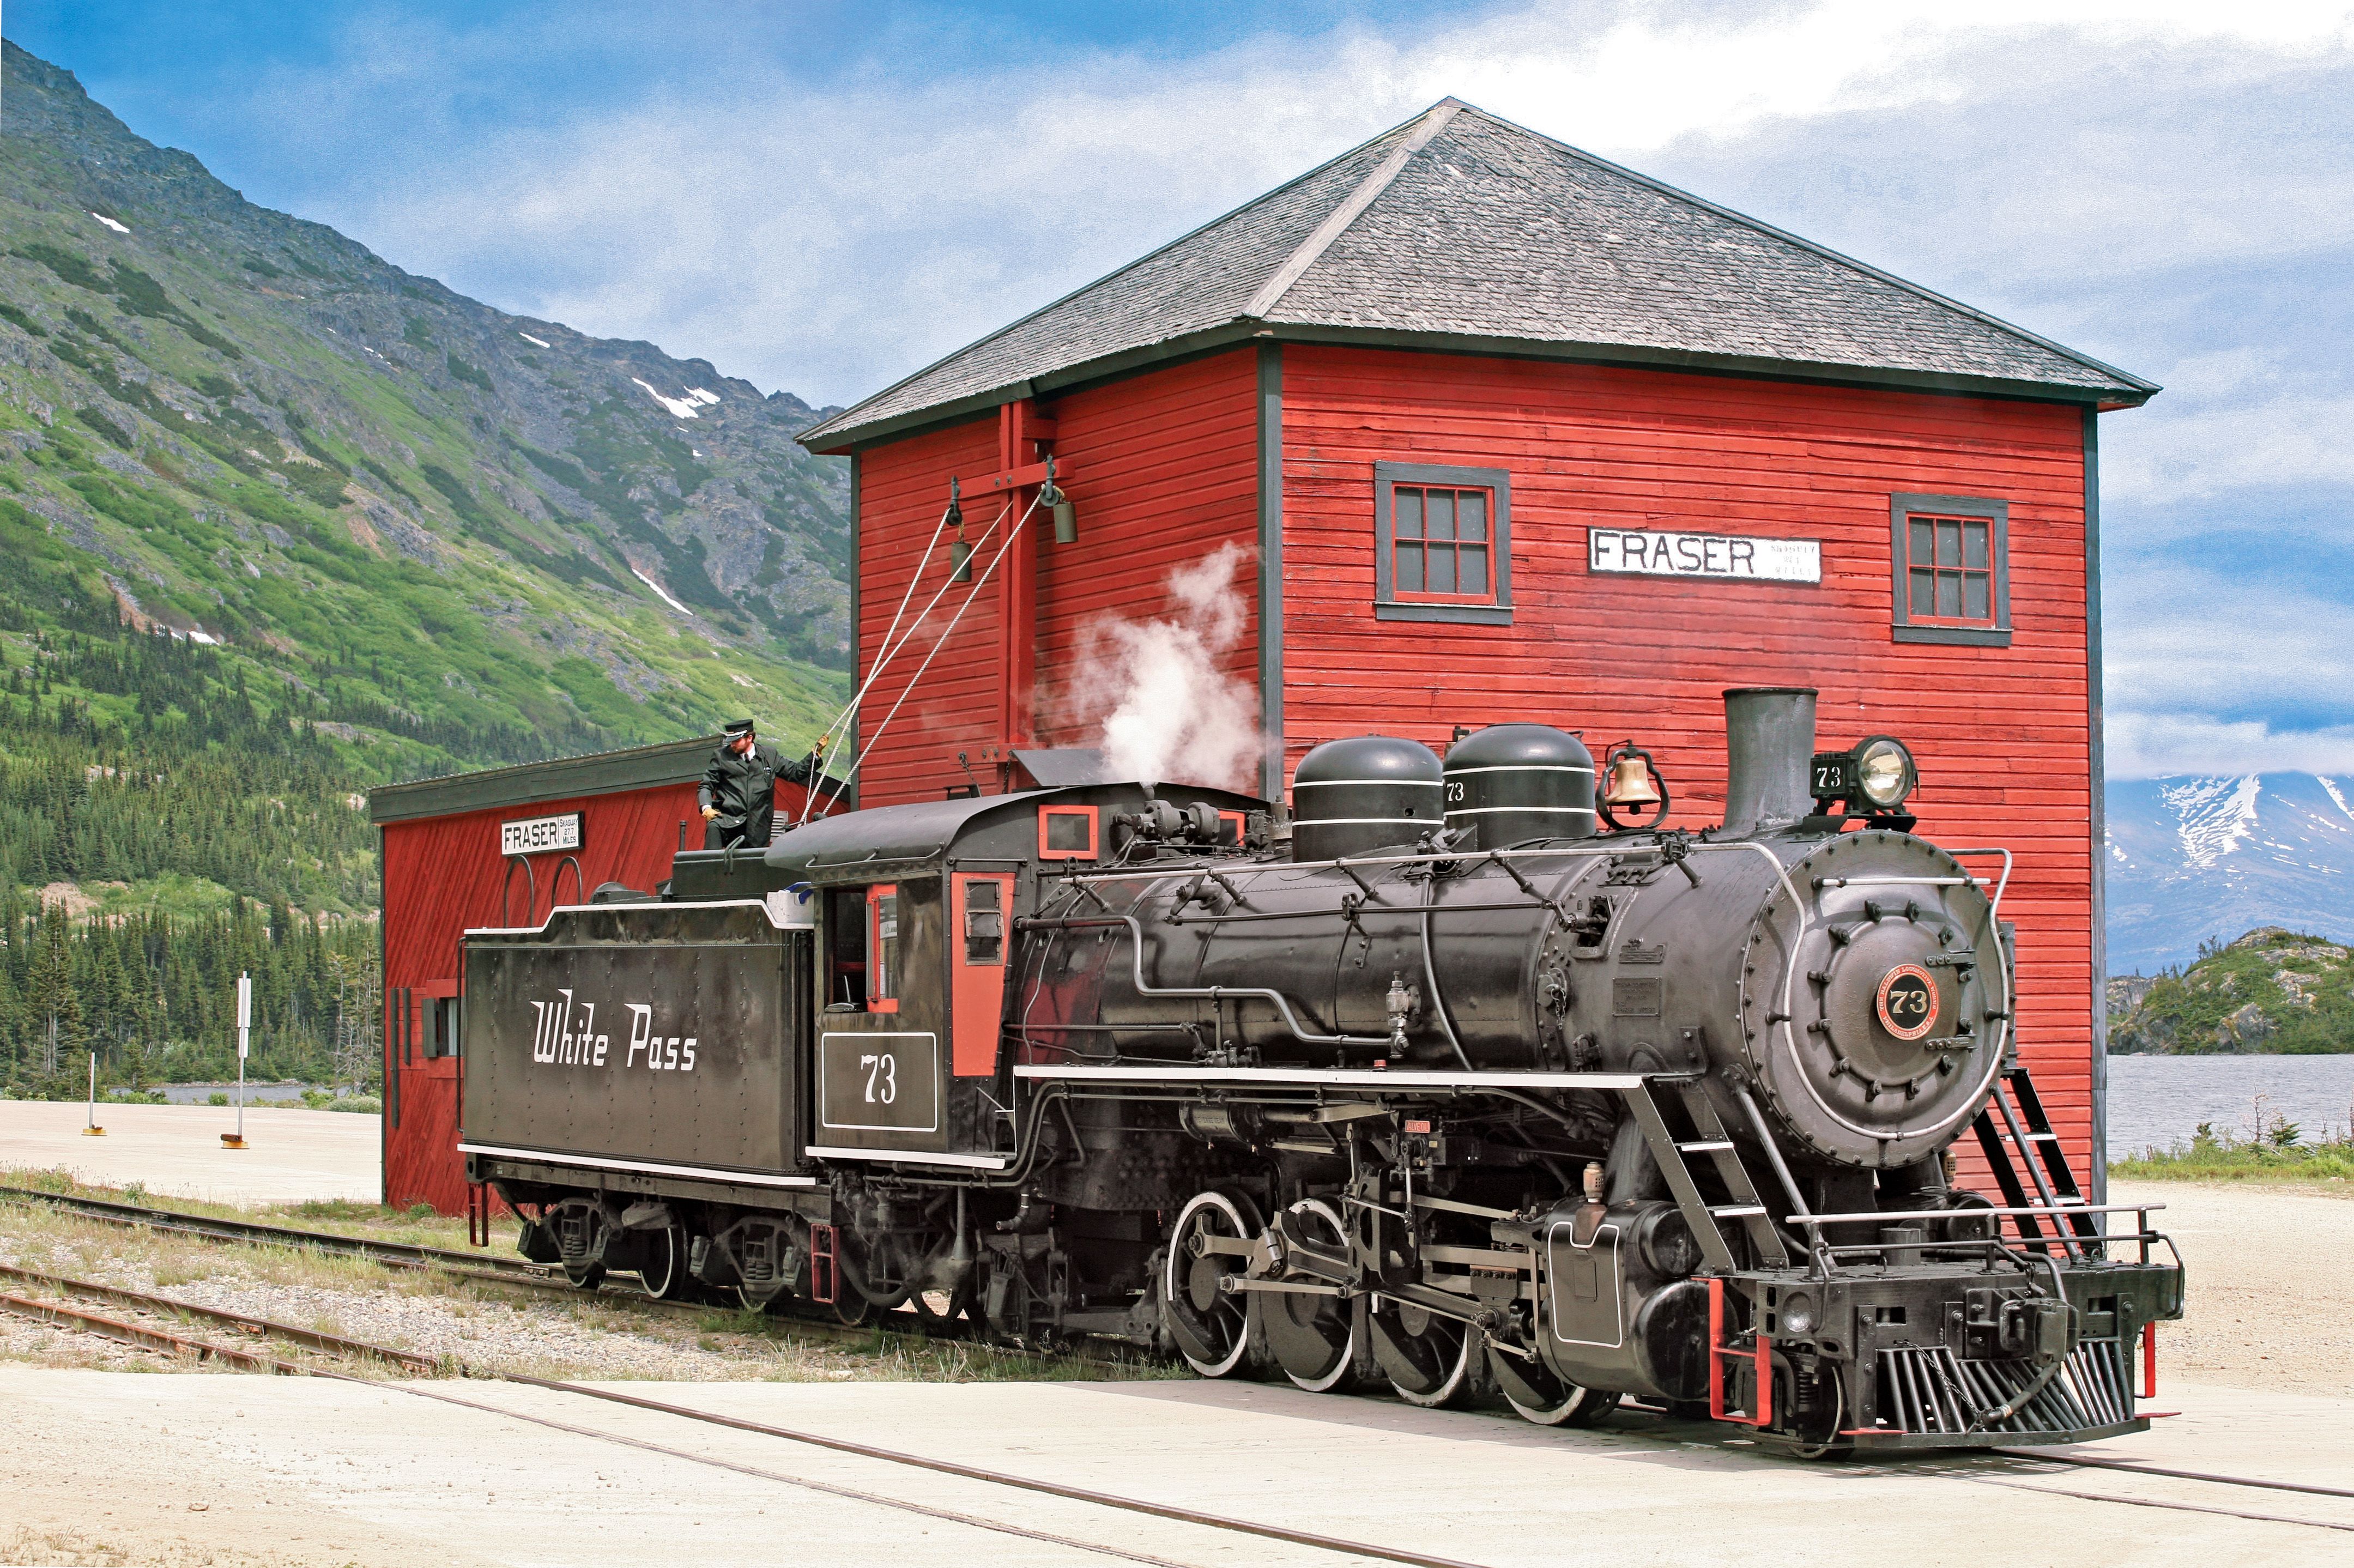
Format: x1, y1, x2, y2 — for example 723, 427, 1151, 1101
952, 873, 1015, 1076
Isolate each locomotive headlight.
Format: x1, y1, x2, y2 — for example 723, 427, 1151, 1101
1855, 737, 1916, 810
1780, 1292, 1818, 1337
1812, 736, 1917, 818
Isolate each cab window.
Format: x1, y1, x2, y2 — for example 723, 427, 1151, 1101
824, 888, 868, 1011
867, 884, 900, 1014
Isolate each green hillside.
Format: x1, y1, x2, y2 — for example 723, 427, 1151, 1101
0, 39, 851, 807
2109, 927, 2354, 1054
0, 41, 859, 1092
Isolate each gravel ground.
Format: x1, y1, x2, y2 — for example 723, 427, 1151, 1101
2116, 1176, 2354, 1397
7, 1176, 2344, 1397
0, 1197, 1151, 1385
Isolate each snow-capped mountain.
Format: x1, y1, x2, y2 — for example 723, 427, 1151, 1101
2106, 774, 2354, 974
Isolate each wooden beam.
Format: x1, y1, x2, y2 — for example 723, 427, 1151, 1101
974, 459, 1058, 494
997, 401, 1039, 749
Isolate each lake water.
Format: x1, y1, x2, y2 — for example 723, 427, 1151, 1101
2105, 1054, 2354, 1155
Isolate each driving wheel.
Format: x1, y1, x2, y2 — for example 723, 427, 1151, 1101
1373, 1297, 1478, 1408
1160, 1188, 1263, 1377
1262, 1198, 1361, 1394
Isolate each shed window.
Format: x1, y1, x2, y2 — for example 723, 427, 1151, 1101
1890, 492, 2011, 646
1375, 461, 1512, 625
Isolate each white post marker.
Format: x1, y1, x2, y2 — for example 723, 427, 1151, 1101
225, 971, 252, 1149
83, 1050, 104, 1137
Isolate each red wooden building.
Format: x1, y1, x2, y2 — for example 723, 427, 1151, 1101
370, 738, 834, 1212
797, 101, 2155, 1191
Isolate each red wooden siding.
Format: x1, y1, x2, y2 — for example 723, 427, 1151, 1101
854, 349, 1262, 804
1278, 343, 2098, 1169
381, 781, 704, 1212
1032, 350, 1261, 765
853, 418, 1005, 806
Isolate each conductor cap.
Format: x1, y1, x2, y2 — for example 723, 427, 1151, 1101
723, 717, 756, 737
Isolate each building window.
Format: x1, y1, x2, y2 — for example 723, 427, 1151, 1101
1890, 492, 2011, 647
1375, 462, 1512, 624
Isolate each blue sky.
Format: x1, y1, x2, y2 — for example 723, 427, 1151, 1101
9, 1, 2354, 780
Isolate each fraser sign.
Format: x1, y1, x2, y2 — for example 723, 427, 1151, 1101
1588, 528, 1821, 584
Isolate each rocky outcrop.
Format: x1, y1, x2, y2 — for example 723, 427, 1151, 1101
2109, 928, 2354, 1055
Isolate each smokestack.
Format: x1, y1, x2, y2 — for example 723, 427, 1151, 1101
1722, 688, 1817, 838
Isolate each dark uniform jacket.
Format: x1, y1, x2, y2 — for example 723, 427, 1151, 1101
699, 741, 814, 849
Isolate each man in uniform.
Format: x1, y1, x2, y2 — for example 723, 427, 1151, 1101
699, 719, 824, 849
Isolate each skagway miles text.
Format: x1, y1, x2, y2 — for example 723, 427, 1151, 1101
530, 989, 700, 1072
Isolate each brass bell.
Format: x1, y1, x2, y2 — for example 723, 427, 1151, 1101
1603, 747, 1662, 808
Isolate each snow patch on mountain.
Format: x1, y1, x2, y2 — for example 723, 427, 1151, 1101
630, 378, 702, 420
631, 567, 694, 616
2161, 774, 2262, 867
2108, 773, 2354, 974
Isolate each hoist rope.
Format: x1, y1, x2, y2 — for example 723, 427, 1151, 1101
822, 487, 1043, 810
796, 497, 958, 804
794, 492, 1017, 827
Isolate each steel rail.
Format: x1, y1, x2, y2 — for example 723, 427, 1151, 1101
7, 1280, 2347, 1541
0, 1289, 298, 1373
0, 1262, 442, 1370
0, 1184, 554, 1277
0, 1183, 1131, 1373
414, 1372, 1500, 1568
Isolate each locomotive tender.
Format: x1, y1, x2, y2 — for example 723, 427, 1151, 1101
461, 687, 2183, 1456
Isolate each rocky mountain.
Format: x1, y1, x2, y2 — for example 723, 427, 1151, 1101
0, 40, 850, 772
2105, 774, 2354, 976
2108, 927, 2354, 1054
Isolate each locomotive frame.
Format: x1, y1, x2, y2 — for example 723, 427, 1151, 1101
461, 692, 2183, 1457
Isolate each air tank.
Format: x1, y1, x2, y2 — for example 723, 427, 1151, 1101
1290, 735, 1443, 862
1442, 723, 1596, 849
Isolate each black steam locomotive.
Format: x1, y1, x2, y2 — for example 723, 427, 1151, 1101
460, 688, 2183, 1456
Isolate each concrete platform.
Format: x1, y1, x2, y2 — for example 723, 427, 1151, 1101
0, 1100, 378, 1205
1, 1368, 2346, 1567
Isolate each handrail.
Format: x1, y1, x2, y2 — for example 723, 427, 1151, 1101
1788, 1202, 2161, 1227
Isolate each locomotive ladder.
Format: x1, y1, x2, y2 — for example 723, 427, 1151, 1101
1971, 1067, 2101, 1256
1625, 1078, 1789, 1271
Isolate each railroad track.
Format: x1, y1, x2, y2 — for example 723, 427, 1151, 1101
1, 1269, 2349, 1560
0, 1182, 1137, 1374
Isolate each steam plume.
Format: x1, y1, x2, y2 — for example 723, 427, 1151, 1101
1068, 542, 1260, 790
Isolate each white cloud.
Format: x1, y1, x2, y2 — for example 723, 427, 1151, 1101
256, 1, 2354, 403
2107, 711, 2354, 779
2105, 561, 2354, 721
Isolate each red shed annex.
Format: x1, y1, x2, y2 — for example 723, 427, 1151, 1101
795, 100, 2154, 1191
370, 738, 837, 1212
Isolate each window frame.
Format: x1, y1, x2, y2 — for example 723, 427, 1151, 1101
1375, 462, 1512, 625
866, 883, 900, 1015
1037, 803, 1099, 861
1890, 491, 2011, 646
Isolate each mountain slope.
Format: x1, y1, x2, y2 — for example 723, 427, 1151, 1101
0, 40, 851, 773
2106, 773, 2354, 974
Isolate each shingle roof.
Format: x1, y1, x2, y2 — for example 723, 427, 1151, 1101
801, 100, 2156, 451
